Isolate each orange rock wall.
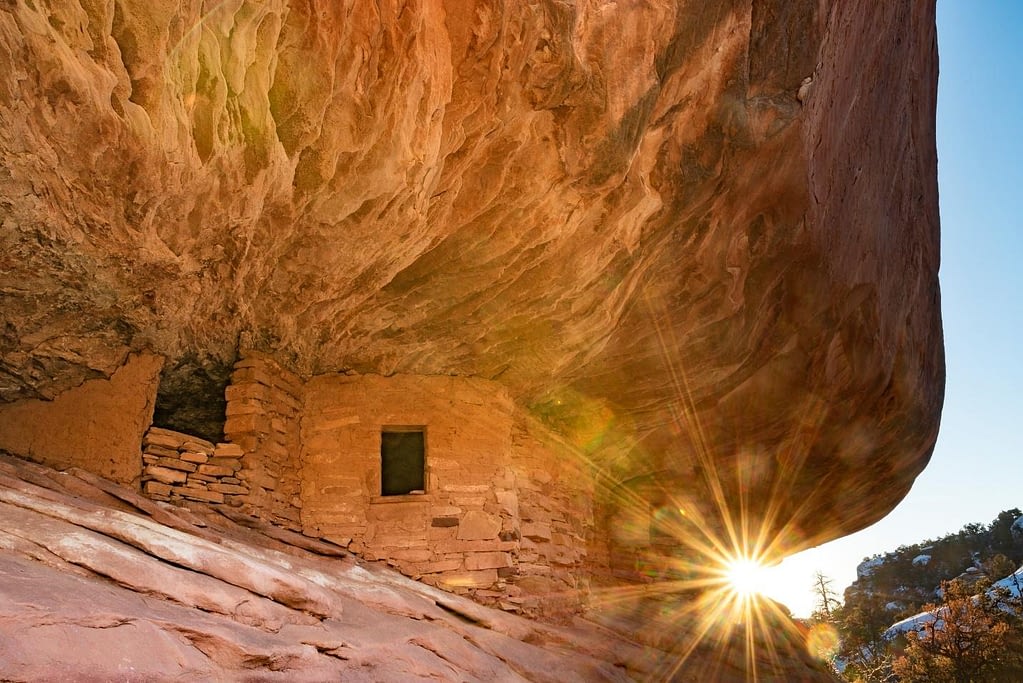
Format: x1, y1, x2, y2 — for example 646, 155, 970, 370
0, 352, 162, 484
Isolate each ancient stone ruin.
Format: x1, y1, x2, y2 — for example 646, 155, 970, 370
141, 428, 249, 504
0, 0, 943, 677
147, 349, 600, 617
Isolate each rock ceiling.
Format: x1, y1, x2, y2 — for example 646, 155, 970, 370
0, 0, 943, 550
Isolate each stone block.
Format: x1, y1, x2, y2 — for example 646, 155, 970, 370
143, 465, 188, 485
225, 383, 274, 403
180, 438, 215, 453
143, 480, 173, 497
143, 432, 185, 450
495, 490, 518, 517
388, 548, 434, 562
514, 575, 561, 598
442, 484, 491, 494
175, 487, 225, 504
231, 365, 279, 389
419, 558, 464, 574
306, 414, 362, 433
154, 457, 197, 473
432, 539, 517, 554
450, 495, 487, 508
258, 463, 282, 479
520, 505, 552, 524
209, 483, 249, 494
545, 546, 577, 567
244, 471, 277, 490
273, 390, 303, 412
464, 552, 511, 571
228, 434, 260, 452
146, 426, 190, 439
197, 464, 237, 477
214, 442, 245, 458
370, 500, 429, 523
205, 457, 242, 470
143, 444, 180, 458
521, 522, 552, 542
550, 532, 574, 547
428, 525, 458, 541
432, 517, 459, 527
261, 439, 292, 457
456, 511, 501, 540
530, 469, 553, 485
238, 360, 303, 393
225, 400, 265, 417
275, 506, 302, 523
516, 563, 555, 577
224, 414, 272, 435
178, 451, 209, 464
368, 531, 429, 548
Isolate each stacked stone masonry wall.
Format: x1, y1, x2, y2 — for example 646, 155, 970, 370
141, 427, 248, 504
137, 357, 598, 616
508, 420, 595, 616
300, 373, 594, 615
223, 350, 304, 531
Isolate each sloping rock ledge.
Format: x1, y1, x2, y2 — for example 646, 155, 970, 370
0, 451, 837, 682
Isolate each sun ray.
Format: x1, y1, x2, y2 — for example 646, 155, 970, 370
591, 289, 832, 681
521, 288, 832, 681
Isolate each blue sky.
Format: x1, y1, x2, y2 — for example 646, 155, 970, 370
762, 0, 1023, 617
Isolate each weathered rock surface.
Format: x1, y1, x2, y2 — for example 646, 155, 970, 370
0, 453, 839, 681
0, 352, 162, 483
0, 1, 941, 553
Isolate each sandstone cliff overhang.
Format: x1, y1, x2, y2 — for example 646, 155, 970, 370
0, 1, 943, 551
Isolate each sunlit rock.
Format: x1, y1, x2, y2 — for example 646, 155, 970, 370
0, 0, 941, 592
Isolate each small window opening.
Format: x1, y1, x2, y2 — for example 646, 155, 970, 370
381, 428, 425, 496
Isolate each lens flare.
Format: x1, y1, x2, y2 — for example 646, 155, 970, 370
529, 290, 846, 680
806, 622, 841, 662
725, 556, 772, 600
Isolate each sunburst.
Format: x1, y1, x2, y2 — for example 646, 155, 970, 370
567, 291, 841, 680
724, 555, 773, 601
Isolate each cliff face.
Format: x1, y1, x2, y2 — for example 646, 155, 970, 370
0, 1, 942, 552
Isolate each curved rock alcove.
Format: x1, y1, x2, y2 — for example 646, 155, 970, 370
0, 0, 942, 664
